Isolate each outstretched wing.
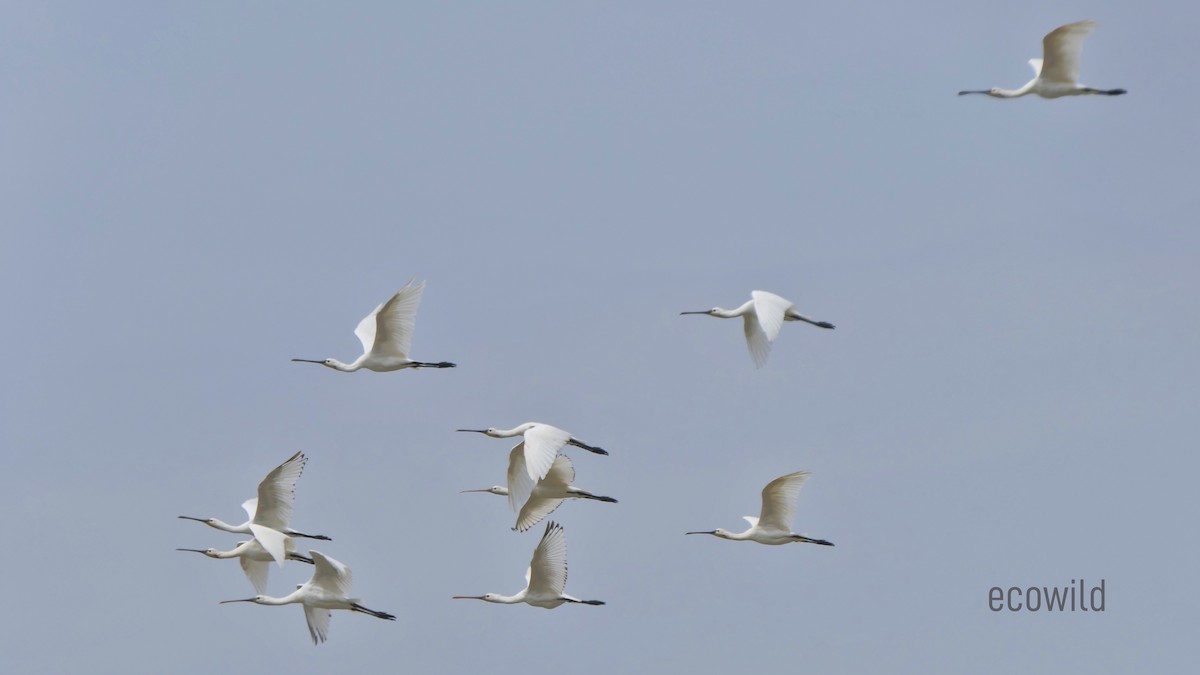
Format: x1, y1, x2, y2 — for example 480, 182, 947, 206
309, 550, 353, 598
252, 451, 306, 531
239, 556, 269, 594
363, 279, 425, 359
742, 314, 772, 368
758, 471, 811, 532
304, 604, 333, 644
526, 521, 569, 597
1040, 20, 1097, 85
249, 524, 289, 567
751, 290, 792, 343
512, 455, 573, 532
522, 424, 570, 482
506, 442, 537, 513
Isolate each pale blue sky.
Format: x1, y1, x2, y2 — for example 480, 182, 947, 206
4, 2, 1198, 673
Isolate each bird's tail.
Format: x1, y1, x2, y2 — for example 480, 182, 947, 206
351, 603, 397, 620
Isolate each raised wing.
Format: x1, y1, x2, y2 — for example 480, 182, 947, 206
742, 515, 760, 528
522, 424, 571, 482
241, 498, 258, 522
252, 451, 306, 531
506, 442, 537, 513
239, 556, 269, 594
526, 521, 569, 598
249, 524, 289, 567
304, 604, 333, 644
758, 471, 811, 532
1027, 58, 1043, 76
365, 279, 425, 359
751, 290, 792, 343
1040, 20, 1097, 85
309, 550, 353, 598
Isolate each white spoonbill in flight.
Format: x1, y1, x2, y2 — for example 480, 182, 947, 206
221, 550, 395, 644
463, 451, 617, 532
958, 20, 1126, 99
177, 540, 314, 593
292, 279, 456, 372
456, 423, 608, 502
453, 521, 605, 609
681, 290, 834, 368
686, 471, 834, 546
178, 451, 330, 566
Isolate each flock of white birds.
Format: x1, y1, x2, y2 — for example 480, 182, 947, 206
176, 20, 1125, 644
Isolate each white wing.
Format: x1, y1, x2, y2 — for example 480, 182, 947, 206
1027, 58, 1043, 76
506, 442, 537, 513
742, 314, 772, 368
742, 516, 760, 528
239, 556, 269, 594
515, 495, 566, 533
1040, 20, 1097, 85
526, 522, 569, 598
249, 524, 289, 567
304, 604, 332, 644
522, 424, 570, 482
252, 451, 306, 531
309, 550, 353, 598
751, 290, 792, 343
358, 280, 425, 359
240, 498, 258, 522
514, 455, 573, 532
758, 471, 811, 532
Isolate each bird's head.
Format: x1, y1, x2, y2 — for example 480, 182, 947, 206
455, 428, 500, 438
957, 88, 1004, 97
176, 547, 220, 558
452, 593, 502, 603
461, 486, 507, 496
177, 515, 217, 527
680, 308, 720, 316
292, 357, 337, 369
685, 528, 733, 539
220, 595, 266, 605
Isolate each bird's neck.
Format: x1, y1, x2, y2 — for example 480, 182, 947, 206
726, 529, 754, 541
712, 302, 751, 319
207, 519, 240, 533
256, 594, 295, 606
327, 358, 357, 372
489, 593, 524, 605
493, 426, 529, 438
995, 81, 1035, 98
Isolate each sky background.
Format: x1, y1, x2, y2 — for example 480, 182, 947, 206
4, 1, 1198, 672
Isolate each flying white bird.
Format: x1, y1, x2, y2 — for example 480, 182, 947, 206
456, 423, 608, 506
463, 451, 617, 532
221, 550, 395, 644
958, 20, 1126, 99
179, 451, 330, 566
293, 279, 456, 372
681, 290, 834, 368
177, 540, 314, 593
453, 521, 605, 609
686, 471, 834, 546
